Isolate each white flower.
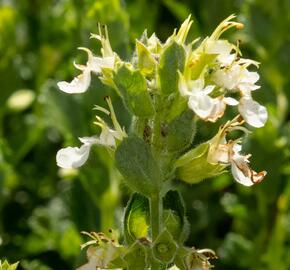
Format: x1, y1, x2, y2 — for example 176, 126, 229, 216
238, 96, 268, 128
208, 118, 267, 186
204, 39, 235, 65
237, 68, 260, 93
58, 25, 116, 94
57, 68, 91, 94
94, 116, 123, 148
56, 126, 123, 169
78, 47, 115, 74
56, 137, 97, 169
187, 83, 215, 119
179, 76, 217, 120
230, 143, 267, 186
211, 60, 267, 128
212, 62, 260, 93
179, 75, 238, 122
56, 98, 126, 169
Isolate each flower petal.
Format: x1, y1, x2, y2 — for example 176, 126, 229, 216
89, 56, 115, 73
205, 40, 235, 65
56, 144, 91, 169
57, 69, 91, 94
190, 78, 205, 91
208, 143, 230, 164
239, 97, 268, 128
79, 136, 99, 145
224, 97, 239, 106
212, 65, 240, 90
188, 93, 214, 119
99, 128, 118, 147
231, 155, 266, 186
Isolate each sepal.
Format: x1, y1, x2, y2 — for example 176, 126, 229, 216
175, 143, 227, 184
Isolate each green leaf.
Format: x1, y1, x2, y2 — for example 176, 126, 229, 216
113, 64, 155, 117
158, 41, 186, 95
123, 241, 148, 270
115, 135, 162, 195
124, 193, 150, 244
152, 229, 178, 263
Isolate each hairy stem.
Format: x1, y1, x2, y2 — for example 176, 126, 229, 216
150, 192, 163, 269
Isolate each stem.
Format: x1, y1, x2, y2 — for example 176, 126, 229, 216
150, 192, 163, 270
150, 193, 162, 240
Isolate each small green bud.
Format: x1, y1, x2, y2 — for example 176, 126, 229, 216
175, 143, 227, 184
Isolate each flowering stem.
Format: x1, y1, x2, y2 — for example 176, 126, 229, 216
150, 192, 163, 269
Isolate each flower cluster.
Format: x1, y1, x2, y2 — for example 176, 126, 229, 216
178, 15, 267, 128
56, 15, 267, 184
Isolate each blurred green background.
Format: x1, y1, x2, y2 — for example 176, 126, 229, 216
0, 0, 290, 269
